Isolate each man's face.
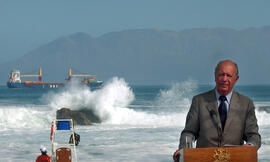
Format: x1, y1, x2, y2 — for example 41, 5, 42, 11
215, 61, 239, 96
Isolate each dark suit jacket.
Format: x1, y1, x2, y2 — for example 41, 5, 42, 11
179, 89, 261, 149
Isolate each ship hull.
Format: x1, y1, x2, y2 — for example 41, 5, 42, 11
7, 82, 102, 89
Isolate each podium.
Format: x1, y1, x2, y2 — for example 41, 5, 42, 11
181, 146, 257, 162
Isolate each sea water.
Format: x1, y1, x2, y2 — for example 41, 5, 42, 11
0, 78, 269, 162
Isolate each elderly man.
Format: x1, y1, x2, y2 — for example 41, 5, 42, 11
173, 60, 261, 162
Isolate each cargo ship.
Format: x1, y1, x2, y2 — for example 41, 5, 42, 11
7, 67, 103, 89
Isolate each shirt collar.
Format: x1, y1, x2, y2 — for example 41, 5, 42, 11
215, 88, 233, 104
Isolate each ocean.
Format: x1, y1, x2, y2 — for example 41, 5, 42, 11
0, 77, 269, 162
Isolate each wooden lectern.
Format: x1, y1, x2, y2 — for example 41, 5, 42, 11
181, 146, 257, 162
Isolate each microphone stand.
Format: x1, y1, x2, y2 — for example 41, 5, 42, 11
210, 110, 222, 147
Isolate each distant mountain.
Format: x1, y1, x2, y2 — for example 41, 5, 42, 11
1, 26, 270, 85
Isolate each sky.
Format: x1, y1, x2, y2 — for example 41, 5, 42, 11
0, 0, 270, 64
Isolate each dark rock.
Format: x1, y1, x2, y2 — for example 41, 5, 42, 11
56, 108, 101, 125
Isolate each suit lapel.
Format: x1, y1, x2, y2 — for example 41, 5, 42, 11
223, 91, 240, 132
206, 89, 222, 130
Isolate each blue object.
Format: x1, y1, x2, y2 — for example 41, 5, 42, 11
57, 121, 70, 130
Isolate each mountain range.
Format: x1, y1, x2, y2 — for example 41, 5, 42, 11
1, 26, 270, 85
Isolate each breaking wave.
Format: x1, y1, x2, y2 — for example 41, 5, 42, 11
43, 78, 195, 126
0, 105, 53, 129
4, 79, 270, 129
154, 80, 197, 112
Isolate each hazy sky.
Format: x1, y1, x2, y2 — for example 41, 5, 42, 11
0, 0, 269, 63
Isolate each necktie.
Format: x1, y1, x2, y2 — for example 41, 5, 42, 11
218, 96, 227, 131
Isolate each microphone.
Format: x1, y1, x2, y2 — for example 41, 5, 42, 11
210, 110, 218, 126
209, 110, 222, 146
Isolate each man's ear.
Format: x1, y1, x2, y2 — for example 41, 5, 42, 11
235, 75, 239, 82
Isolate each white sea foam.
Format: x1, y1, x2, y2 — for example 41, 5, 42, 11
0, 105, 53, 129
44, 77, 135, 121
255, 102, 270, 126
0, 77, 193, 129
42, 78, 194, 127
155, 80, 197, 112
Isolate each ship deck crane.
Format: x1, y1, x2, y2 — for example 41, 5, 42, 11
68, 67, 95, 81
